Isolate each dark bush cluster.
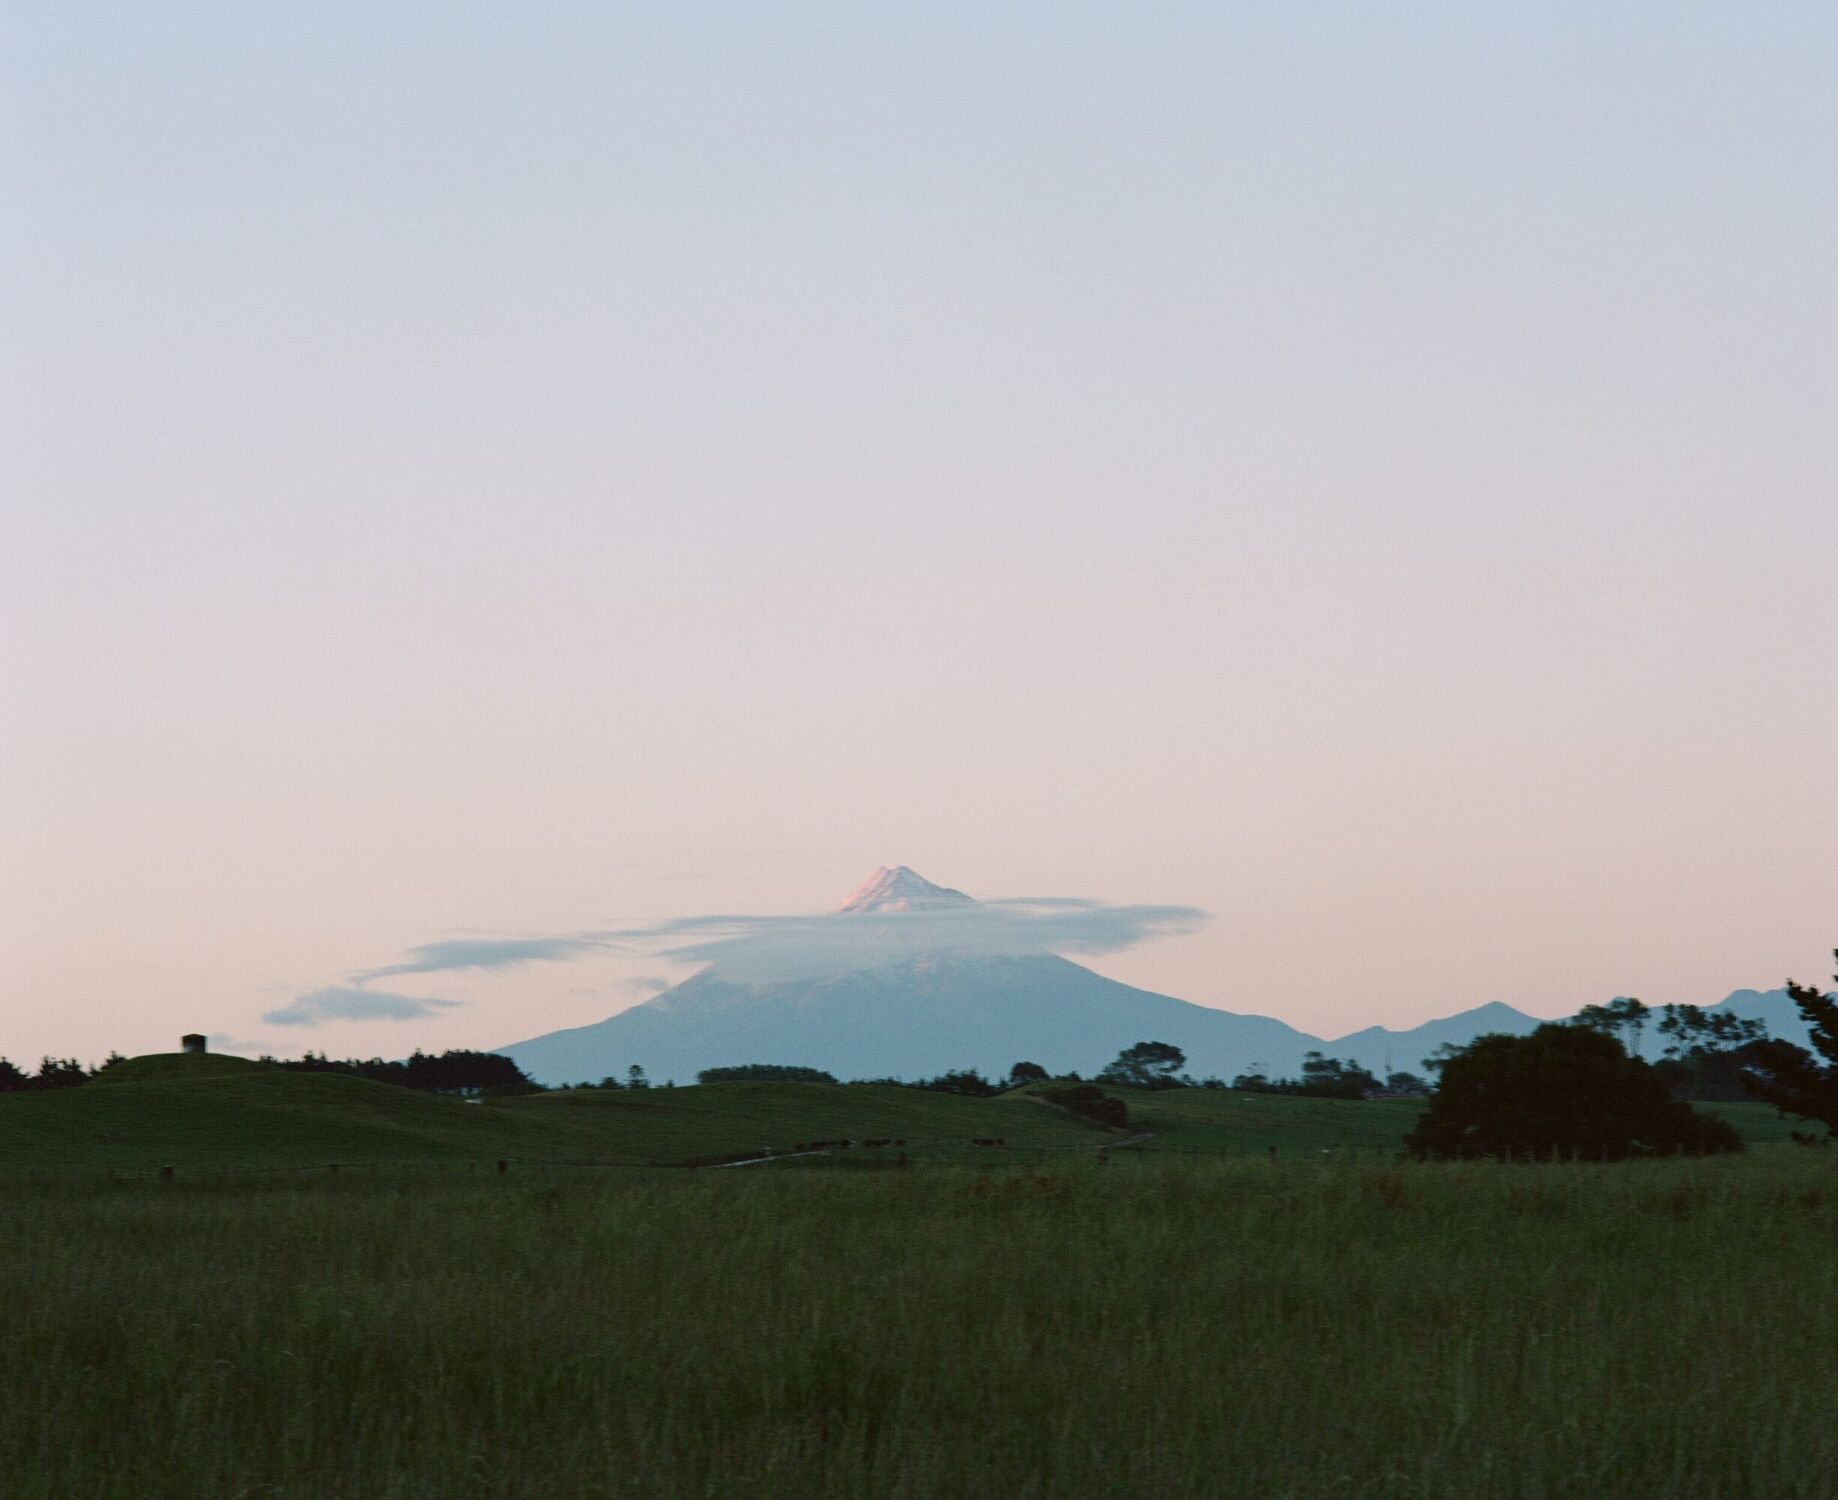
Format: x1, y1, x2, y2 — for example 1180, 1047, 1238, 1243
1406, 1024, 1743, 1161
695, 1064, 838, 1084
909, 1069, 1000, 1097
1231, 1051, 1381, 1099
269, 1048, 538, 1095
1040, 1084, 1129, 1130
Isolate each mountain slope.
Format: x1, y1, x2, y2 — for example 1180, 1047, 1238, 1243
501, 951, 1324, 1085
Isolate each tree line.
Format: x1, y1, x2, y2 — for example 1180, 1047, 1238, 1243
269, 1048, 539, 1095
10, 953, 1836, 1158
0, 1048, 541, 1096
0, 1055, 116, 1092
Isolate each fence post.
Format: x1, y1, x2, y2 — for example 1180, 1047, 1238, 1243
497, 1159, 509, 1175
1268, 1145, 1276, 1163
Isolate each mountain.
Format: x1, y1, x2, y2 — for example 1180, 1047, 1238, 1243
495, 866, 1825, 1086
501, 867, 1330, 1085
503, 950, 1326, 1087
1323, 1002, 1543, 1079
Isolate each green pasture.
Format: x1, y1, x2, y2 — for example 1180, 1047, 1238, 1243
1109, 1088, 1803, 1153
0, 1056, 1108, 1173
3, 1154, 1835, 1498
0, 1054, 1799, 1175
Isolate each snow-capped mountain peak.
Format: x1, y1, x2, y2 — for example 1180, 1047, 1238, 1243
833, 866, 976, 914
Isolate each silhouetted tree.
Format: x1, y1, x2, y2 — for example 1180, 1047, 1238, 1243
1098, 1041, 1187, 1089
1406, 1024, 1743, 1161
1572, 997, 1652, 1056
1742, 951, 1838, 1141
1422, 1041, 1469, 1076
1299, 1052, 1380, 1099
1657, 1004, 1766, 1057
0, 1058, 30, 1092
1006, 1061, 1049, 1086
34, 1057, 88, 1090
1649, 1004, 1773, 1101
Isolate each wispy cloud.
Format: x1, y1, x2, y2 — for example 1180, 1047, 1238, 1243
262, 986, 463, 1028
354, 936, 617, 982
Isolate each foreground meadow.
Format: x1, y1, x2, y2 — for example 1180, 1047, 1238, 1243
3, 1154, 1834, 1499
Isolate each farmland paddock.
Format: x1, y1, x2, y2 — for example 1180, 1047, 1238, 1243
1, 1152, 1834, 1498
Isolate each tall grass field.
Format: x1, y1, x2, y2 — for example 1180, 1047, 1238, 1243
4, 1152, 1833, 1498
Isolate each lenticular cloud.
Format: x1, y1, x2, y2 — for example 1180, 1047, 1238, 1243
327, 866, 1208, 990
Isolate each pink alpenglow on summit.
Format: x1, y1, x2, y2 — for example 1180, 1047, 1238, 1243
834, 867, 977, 915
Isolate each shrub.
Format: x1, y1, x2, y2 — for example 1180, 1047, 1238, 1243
1040, 1085, 1129, 1130
696, 1065, 838, 1085
1406, 1024, 1743, 1161
912, 1070, 998, 1098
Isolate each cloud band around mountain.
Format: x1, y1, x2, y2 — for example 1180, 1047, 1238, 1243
268, 887, 1209, 1021
630, 898, 1208, 978
345, 895, 1207, 987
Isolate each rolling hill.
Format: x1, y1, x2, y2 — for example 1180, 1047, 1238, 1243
0, 1054, 1108, 1173
0, 1055, 1801, 1176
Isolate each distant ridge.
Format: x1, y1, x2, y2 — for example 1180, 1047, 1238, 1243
1323, 1002, 1542, 1077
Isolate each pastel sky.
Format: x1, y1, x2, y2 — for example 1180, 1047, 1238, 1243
5, 5, 1835, 1066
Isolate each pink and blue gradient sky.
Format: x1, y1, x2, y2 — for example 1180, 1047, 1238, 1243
5, 5, 1835, 1065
